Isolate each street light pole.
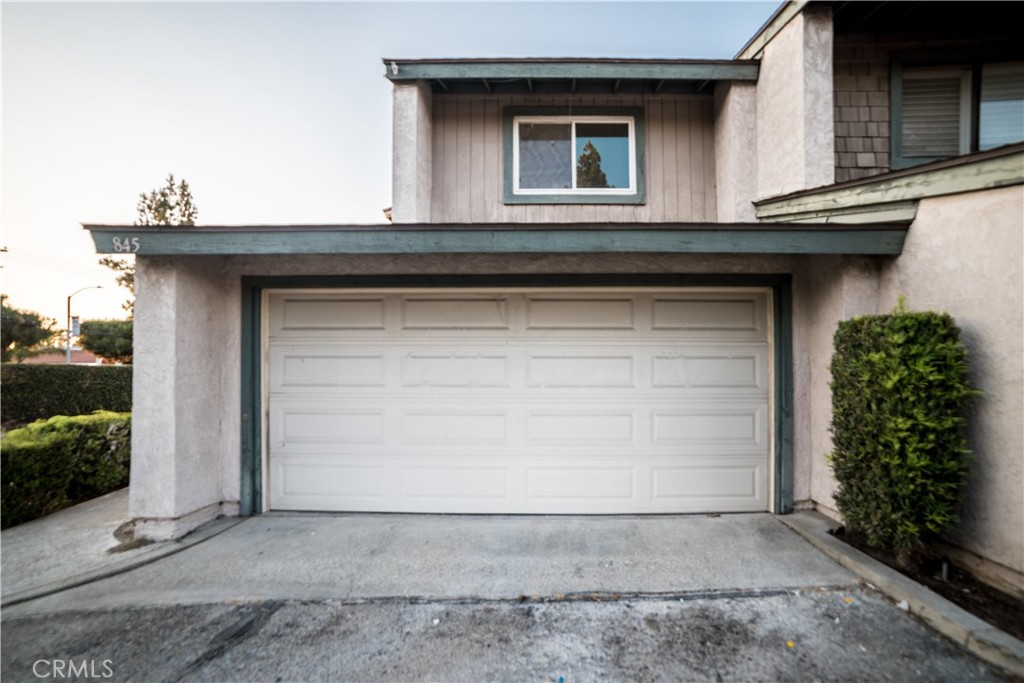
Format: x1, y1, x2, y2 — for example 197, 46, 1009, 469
66, 286, 103, 364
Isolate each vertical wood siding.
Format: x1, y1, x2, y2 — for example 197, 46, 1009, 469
430, 95, 718, 223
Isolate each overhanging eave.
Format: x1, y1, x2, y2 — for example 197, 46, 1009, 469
84, 222, 909, 257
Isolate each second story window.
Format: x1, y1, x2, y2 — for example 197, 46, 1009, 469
504, 107, 645, 204
515, 116, 636, 194
893, 60, 1024, 168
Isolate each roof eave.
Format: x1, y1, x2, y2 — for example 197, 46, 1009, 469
84, 222, 908, 257
382, 58, 760, 83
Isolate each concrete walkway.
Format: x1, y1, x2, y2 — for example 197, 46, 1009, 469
1, 489, 237, 606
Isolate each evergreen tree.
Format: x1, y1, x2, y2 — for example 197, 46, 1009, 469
100, 174, 198, 314
576, 141, 610, 189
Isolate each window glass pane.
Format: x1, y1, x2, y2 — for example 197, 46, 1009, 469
901, 69, 967, 158
518, 123, 571, 189
980, 62, 1024, 151
575, 123, 630, 189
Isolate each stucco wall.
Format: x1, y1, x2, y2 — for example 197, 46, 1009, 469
131, 256, 238, 539
796, 255, 883, 516
391, 82, 433, 223
755, 6, 834, 199
879, 186, 1024, 577
713, 82, 757, 223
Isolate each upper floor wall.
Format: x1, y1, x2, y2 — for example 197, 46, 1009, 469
387, 59, 761, 225
427, 94, 717, 224
831, 2, 1023, 182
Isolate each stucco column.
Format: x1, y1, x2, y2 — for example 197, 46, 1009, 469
714, 81, 758, 222
391, 80, 433, 223
129, 256, 233, 540
755, 5, 835, 198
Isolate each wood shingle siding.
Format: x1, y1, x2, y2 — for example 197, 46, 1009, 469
430, 95, 717, 223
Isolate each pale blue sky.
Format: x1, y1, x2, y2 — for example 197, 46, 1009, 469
1, 1, 778, 323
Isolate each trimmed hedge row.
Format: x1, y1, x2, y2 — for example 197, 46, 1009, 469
1, 412, 131, 529
828, 304, 977, 561
1, 364, 132, 429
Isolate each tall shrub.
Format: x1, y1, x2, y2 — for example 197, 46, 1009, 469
0, 364, 132, 429
1, 412, 131, 528
828, 303, 977, 564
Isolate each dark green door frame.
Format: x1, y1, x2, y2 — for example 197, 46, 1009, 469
240, 273, 794, 516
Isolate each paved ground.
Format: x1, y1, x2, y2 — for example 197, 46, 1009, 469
2, 590, 1007, 682
1, 493, 1016, 682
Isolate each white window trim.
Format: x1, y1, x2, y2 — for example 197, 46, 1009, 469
512, 115, 637, 195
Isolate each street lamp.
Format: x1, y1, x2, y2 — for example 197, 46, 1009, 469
66, 286, 103, 364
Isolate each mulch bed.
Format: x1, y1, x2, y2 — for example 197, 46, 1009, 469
830, 527, 1024, 642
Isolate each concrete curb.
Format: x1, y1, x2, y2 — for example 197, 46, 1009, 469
1, 517, 244, 609
781, 511, 1024, 679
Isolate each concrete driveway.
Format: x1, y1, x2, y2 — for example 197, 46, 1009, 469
1, 492, 1017, 682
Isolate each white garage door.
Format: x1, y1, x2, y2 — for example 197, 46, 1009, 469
266, 288, 771, 513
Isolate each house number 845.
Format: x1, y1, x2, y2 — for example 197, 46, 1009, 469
111, 236, 141, 253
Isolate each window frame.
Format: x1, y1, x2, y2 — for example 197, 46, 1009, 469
503, 106, 646, 205
891, 57, 1023, 169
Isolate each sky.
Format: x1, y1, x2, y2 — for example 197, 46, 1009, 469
1, 1, 779, 325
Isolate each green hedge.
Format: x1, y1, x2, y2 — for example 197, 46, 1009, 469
1, 364, 132, 429
1, 412, 131, 528
828, 304, 978, 559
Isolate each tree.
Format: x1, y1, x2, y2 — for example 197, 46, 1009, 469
134, 174, 198, 226
1, 300, 59, 363
79, 320, 133, 364
100, 174, 198, 314
576, 141, 610, 189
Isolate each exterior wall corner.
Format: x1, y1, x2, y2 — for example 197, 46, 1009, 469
391, 80, 433, 223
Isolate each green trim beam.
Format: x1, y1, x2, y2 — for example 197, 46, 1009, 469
756, 148, 1024, 221
384, 59, 759, 83
85, 224, 908, 256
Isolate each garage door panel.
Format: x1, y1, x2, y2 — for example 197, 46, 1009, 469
267, 289, 771, 514
652, 347, 768, 390
652, 295, 765, 333
526, 297, 636, 329
402, 353, 511, 387
526, 467, 635, 500
277, 353, 386, 388
274, 460, 390, 501
278, 408, 386, 445
401, 297, 510, 329
651, 403, 767, 451
527, 354, 635, 388
652, 462, 764, 503
402, 411, 509, 444
276, 297, 387, 332
402, 467, 510, 500
526, 411, 636, 444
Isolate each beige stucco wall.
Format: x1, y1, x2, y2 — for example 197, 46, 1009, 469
131, 256, 239, 540
713, 82, 758, 223
796, 255, 884, 516
391, 81, 433, 223
755, 5, 834, 199
879, 186, 1024, 577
